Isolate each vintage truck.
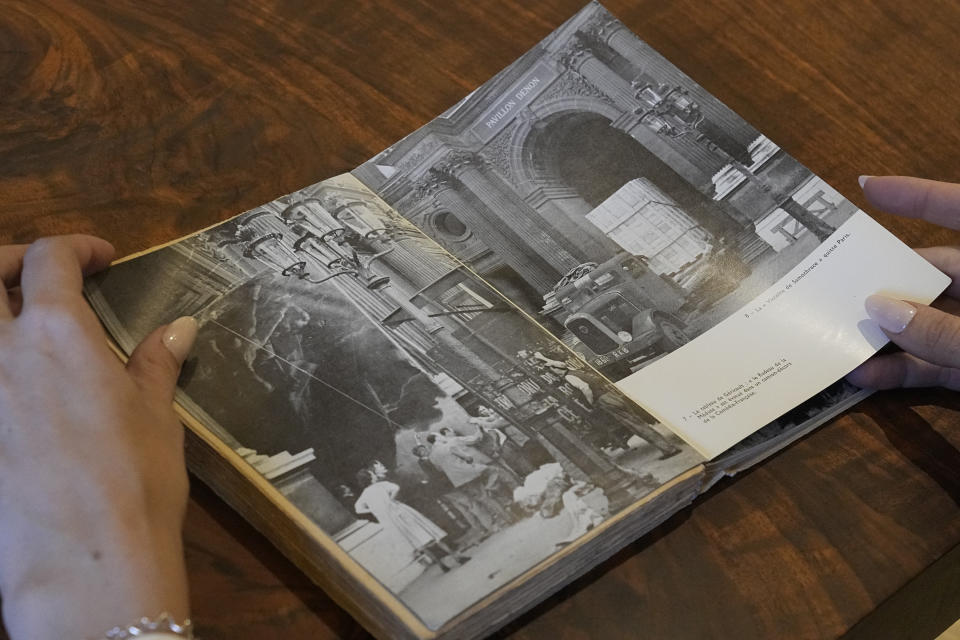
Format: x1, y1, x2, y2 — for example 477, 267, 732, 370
548, 254, 694, 375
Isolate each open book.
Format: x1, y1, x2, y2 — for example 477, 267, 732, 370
83, 3, 949, 638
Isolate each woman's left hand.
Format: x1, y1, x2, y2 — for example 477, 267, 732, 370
0, 235, 195, 640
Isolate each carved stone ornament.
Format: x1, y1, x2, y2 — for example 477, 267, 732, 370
409, 149, 488, 203
556, 37, 590, 72
483, 128, 517, 182
438, 149, 487, 173
410, 167, 459, 202
541, 70, 613, 105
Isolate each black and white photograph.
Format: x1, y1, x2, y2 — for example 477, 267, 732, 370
353, 2, 857, 380
85, 173, 701, 629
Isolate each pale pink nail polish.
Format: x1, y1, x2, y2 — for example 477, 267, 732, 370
162, 316, 199, 363
858, 175, 872, 189
864, 294, 916, 334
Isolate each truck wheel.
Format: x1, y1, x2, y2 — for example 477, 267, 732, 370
605, 361, 634, 379
655, 317, 690, 351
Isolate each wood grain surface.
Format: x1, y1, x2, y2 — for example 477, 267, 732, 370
3, 1, 960, 638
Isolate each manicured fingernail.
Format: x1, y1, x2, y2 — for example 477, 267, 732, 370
162, 316, 198, 363
865, 294, 916, 334
858, 175, 873, 189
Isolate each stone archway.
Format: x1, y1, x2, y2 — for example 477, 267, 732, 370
507, 99, 740, 262
510, 96, 624, 190
527, 111, 712, 213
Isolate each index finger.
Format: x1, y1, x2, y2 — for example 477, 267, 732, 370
867, 297, 960, 371
861, 176, 960, 230
19, 235, 115, 309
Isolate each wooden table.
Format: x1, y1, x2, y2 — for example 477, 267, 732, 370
3, 1, 960, 638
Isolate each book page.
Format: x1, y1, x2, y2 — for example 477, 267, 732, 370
616, 211, 949, 458
85, 172, 703, 630
350, 2, 946, 458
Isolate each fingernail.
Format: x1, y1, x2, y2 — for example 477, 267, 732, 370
865, 294, 916, 333
162, 316, 198, 363
858, 175, 873, 189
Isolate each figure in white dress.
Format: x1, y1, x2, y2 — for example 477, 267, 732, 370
354, 468, 469, 572
555, 480, 606, 547
513, 463, 608, 548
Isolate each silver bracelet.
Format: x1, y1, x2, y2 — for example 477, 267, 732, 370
99, 612, 193, 639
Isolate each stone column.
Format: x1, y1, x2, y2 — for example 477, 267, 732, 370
523, 181, 622, 262
422, 170, 564, 294
446, 151, 583, 272
377, 281, 505, 381
558, 34, 637, 108
352, 197, 457, 289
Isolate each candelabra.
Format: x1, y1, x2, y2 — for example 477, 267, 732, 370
223, 198, 403, 291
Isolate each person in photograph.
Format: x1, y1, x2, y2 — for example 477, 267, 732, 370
353, 468, 468, 573
594, 388, 683, 460
440, 426, 522, 520
413, 444, 495, 548
554, 479, 608, 548
468, 405, 536, 477
513, 464, 607, 547
457, 415, 522, 484
413, 443, 452, 487
369, 459, 390, 481
400, 444, 474, 548
426, 432, 516, 529
530, 351, 682, 459
467, 405, 510, 450
528, 350, 596, 405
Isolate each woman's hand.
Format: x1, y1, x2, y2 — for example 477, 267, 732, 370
847, 176, 960, 389
0, 236, 195, 639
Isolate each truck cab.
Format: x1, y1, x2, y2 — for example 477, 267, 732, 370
551, 255, 691, 372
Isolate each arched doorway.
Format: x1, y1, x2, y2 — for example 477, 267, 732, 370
520, 111, 740, 240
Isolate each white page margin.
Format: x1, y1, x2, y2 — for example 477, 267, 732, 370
616, 211, 951, 459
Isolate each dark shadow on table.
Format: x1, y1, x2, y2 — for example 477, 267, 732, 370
860, 388, 960, 507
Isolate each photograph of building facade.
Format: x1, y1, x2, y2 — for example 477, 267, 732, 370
353, 2, 856, 378
85, 173, 700, 628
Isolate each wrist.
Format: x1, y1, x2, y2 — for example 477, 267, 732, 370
1, 517, 189, 640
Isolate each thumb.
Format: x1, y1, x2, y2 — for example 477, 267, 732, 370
865, 295, 960, 368
127, 316, 198, 404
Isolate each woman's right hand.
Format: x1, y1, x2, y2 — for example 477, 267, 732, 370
847, 176, 960, 390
